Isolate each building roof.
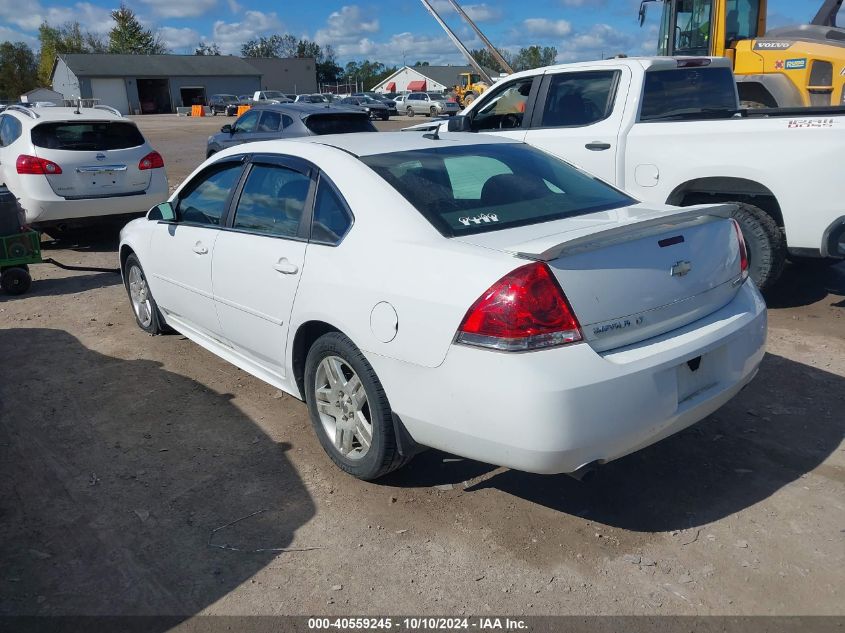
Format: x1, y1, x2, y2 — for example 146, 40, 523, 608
58, 54, 262, 78
22, 87, 63, 97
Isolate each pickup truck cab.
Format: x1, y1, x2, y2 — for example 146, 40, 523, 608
431, 57, 845, 289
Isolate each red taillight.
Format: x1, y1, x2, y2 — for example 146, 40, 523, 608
456, 262, 582, 352
139, 151, 164, 170
16, 155, 62, 175
732, 219, 749, 278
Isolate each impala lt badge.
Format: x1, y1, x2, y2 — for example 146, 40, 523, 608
671, 260, 692, 277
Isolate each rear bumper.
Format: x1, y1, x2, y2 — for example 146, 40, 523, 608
368, 280, 767, 474
17, 171, 168, 225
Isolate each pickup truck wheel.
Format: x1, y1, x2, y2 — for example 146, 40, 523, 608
305, 332, 412, 480
730, 202, 786, 290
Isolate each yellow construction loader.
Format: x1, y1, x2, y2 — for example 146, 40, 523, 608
640, 0, 845, 107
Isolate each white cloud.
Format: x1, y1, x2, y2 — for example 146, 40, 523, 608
0, 24, 37, 47
314, 5, 380, 50
139, 0, 217, 20
560, 0, 607, 6
522, 18, 573, 38
430, 1, 502, 23
556, 23, 646, 62
212, 10, 284, 54
159, 26, 201, 51
227, 0, 241, 13
0, 0, 113, 34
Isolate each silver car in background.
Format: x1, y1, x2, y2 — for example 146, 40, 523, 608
404, 92, 461, 117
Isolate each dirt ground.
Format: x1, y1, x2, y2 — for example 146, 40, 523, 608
0, 115, 843, 619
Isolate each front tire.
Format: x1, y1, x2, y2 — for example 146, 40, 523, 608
406, 107, 415, 118
123, 253, 165, 334
304, 332, 410, 480
730, 202, 786, 290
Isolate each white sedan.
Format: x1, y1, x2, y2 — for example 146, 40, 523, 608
119, 132, 766, 480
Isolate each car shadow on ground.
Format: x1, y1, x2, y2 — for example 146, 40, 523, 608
763, 261, 845, 309
387, 353, 844, 532
0, 328, 315, 620
0, 272, 122, 303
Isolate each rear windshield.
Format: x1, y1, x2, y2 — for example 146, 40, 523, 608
305, 114, 377, 135
31, 121, 145, 151
361, 144, 635, 237
640, 67, 738, 121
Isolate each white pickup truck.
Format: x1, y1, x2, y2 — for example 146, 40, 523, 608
417, 56, 845, 289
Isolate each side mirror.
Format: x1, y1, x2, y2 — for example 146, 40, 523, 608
447, 115, 473, 133
221, 124, 232, 134
148, 201, 176, 222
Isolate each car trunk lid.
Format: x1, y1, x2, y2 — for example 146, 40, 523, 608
455, 204, 745, 352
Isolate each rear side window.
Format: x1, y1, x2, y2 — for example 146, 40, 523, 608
311, 179, 352, 244
640, 68, 738, 121
233, 164, 310, 238
31, 121, 145, 151
258, 111, 282, 132
362, 144, 634, 237
0, 115, 22, 146
540, 71, 619, 127
305, 114, 376, 135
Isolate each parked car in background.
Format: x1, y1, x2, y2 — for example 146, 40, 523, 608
353, 92, 397, 115
296, 94, 330, 104
405, 92, 461, 117
206, 103, 376, 157
0, 105, 167, 235
237, 95, 252, 105
339, 96, 390, 120
208, 94, 240, 116
252, 91, 293, 105
120, 132, 765, 481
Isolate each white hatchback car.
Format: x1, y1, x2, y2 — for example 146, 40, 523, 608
0, 105, 168, 234
119, 132, 766, 481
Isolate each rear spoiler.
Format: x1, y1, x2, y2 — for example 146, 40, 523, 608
514, 204, 735, 261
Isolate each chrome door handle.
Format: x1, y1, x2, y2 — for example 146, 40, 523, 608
192, 243, 208, 255
585, 142, 612, 151
273, 259, 299, 275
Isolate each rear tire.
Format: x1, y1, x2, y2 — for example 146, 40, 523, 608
304, 332, 412, 480
406, 107, 415, 118
1, 267, 31, 295
729, 202, 786, 290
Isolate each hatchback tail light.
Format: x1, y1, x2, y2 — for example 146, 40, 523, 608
16, 155, 62, 175
731, 219, 749, 279
139, 151, 164, 170
456, 262, 583, 352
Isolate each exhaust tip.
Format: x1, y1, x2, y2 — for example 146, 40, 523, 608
567, 460, 601, 482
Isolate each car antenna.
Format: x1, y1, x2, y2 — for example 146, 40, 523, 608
423, 126, 441, 141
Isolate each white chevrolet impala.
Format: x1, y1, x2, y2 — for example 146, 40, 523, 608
119, 132, 766, 480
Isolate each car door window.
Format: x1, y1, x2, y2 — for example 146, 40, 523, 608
258, 110, 282, 132
282, 115, 294, 129
472, 78, 534, 131
234, 110, 260, 133
176, 163, 243, 226
232, 164, 311, 238
311, 178, 353, 245
540, 71, 619, 128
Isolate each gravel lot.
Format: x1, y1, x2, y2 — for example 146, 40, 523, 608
1, 115, 843, 618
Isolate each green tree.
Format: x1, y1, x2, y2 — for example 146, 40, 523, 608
512, 46, 557, 72
37, 21, 104, 85
108, 4, 167, 55
413, 60, 430, 67
0, 41, 38, 101
470, 47, 513, 74
241, 35, 285, 58
195, 41, 221, 55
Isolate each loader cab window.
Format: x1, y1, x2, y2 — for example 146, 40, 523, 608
669, 0, 714, 56
724, 0, 762, 44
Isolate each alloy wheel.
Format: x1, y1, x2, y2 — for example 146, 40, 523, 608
127, 265, 153, 328
314, 356, 373, 460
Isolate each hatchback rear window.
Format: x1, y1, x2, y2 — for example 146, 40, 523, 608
31, 122, 146, 151
305, 114, 376, 135
362, 144, 635, 237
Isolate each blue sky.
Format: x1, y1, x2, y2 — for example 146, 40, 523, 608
0, 0, 839, 65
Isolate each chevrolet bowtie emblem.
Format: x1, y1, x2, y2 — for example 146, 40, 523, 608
671, 260, 692, 277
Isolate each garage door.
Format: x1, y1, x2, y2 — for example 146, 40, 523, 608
91, 78, 130, 115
